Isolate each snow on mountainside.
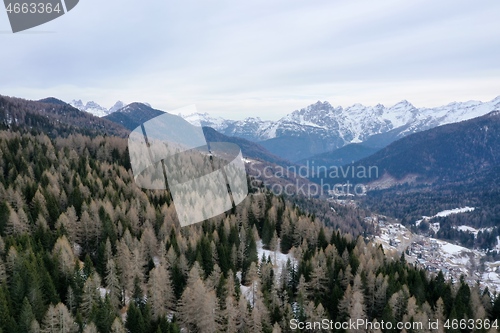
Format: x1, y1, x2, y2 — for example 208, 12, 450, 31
182, 112, 227, 130
183, 96, 500, 145
184, 112, 274, 142
69, 100, 125, 117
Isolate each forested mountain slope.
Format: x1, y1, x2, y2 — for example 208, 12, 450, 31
357, 111, 500, 184
0, 95, 128, 138
350, 112, 500, 250
0, 128, 499, 332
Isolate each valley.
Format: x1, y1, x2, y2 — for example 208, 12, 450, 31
1, 93, 500, 332
370, 210, 500, 293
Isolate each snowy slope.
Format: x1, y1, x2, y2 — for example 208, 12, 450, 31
182, 96, 500, 145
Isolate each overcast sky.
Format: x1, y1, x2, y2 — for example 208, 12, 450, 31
1, 0, 499, 120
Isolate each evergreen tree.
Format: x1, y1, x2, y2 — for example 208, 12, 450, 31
125, 301, 145, 333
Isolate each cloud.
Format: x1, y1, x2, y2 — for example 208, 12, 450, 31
0, 0, 499, 119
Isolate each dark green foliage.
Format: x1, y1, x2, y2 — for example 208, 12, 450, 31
126, 301, 146, 333
18, 298, 35, 333
95, 297, 116, 333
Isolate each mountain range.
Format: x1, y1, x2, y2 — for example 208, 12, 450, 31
185, 97, 500, 162
102, 102, 290, 167
68, 96, 500, 163
70, 99, 126, 117
348, 110, 500, 187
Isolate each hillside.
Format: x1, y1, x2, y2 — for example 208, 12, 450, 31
0, 128, 498, 333
103, 102, 165, 130
0, 95, 128, 138
344, 112, 500, 250
357, 111, 500, 185
297, 143, 380, 168
103, 102, 293, 168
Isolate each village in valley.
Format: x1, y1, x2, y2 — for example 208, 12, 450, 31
366, 210, 500, 293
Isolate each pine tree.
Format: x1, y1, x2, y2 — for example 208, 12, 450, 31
125, 301, 145, 333
19, 297, 36, 333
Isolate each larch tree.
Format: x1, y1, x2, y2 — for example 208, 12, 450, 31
249, 305, 263, 333
55, 303, 76, 333
147, 264, 175, 320
105, 258, 122, 311
6, 206, 29, 235
223, 295, 238, 333
82, 322, 97, 333
55, 213, 70, 240
198, 289, 219, 333
52, 236, 75, 278
308, 263, 328, 301
115, 239, 132, 295
41, 303, 75, 333
77, 210, 93, 251
434, 298, 446, 333
0, 259, 5, 284
140, 222, 157, 261
272, 322, 282, 333
178, 263, 218, 332
110, 318, 126, 333
31, 319, 41, 333
206, 263, 222, 292
338, 284, 353, 321
349, 290, 367, 333
374, 274, 388, 317
80, 273, 102, 319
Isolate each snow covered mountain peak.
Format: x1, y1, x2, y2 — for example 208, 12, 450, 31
181, 96, 500, 153
183, 112, 227, 130
69, 99, 125, 117
109, 101, 125, 113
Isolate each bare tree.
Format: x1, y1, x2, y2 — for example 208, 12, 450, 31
147, 264, 175, 320
105, 259, 122, 310
52, 236, 75, 277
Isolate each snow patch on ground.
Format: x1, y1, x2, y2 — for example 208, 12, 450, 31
440, 242, 466, 255
238, 239, 297, 305
415, 207, 475, 228
99, 287, 108, 298
435, 207, 475, 217
256, 240, 296, 275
